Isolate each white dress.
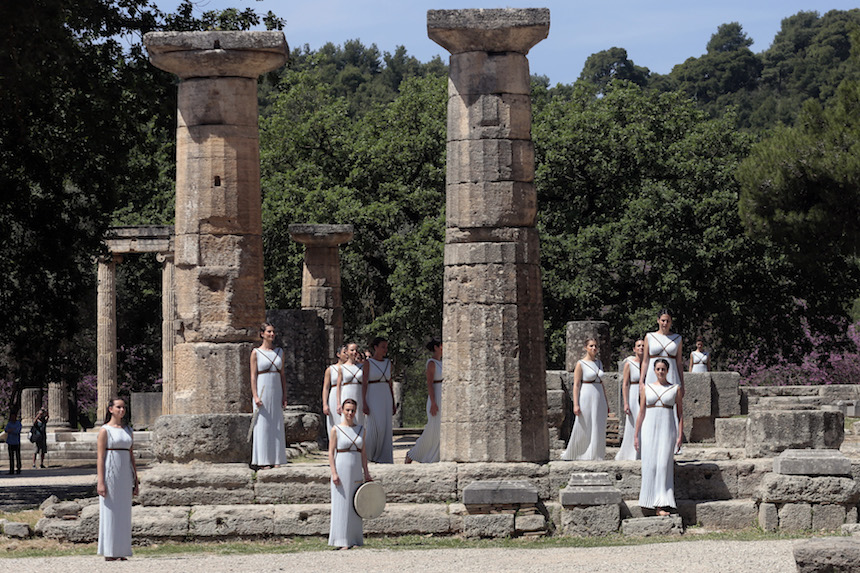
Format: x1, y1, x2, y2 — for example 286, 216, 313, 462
690, 351, 709, 373
638, 382, 681, 509
329, 424, 365, 547
364, 357, 394, 464
98, 425, 134, 558
338, 363, 364, 425
326, 364, 340, 434
251, 347, 287, 467
561, 359, 607, 461
406, 358, 443, 463
615, 356, 642, 461
643, 333, 682, 386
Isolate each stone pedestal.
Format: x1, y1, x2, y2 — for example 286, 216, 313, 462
97, 254, 121, 420
429, 8, 550, 463
157, 252, 176, 415
21, 388, 42, 427
288, 224, 353, 363
144, 31, 288, 415
47, 381, 73, 429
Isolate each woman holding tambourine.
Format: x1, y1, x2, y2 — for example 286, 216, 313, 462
328, 398, 372, 549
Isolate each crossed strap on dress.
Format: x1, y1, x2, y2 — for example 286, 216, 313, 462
579, 360, 603, 383
692, 352, 707, 365
341, 364, 360, 385
627, 357, 641, 384
645, 384, 675, 408
367, 359, 391, 384
648, 333, 681, 359
256, 348, 283, 375
334, 424, 363, 452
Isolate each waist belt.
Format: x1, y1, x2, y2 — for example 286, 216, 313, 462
368, 380, 388, 384
257, 370, 280, 375
646, 405, 673, 409
649, 355, 674, 359
107, 448, 130, 451
336, 448, 362, 453
433, 379, 443, 384
581, 380, 602, 384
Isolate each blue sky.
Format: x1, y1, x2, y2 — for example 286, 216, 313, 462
158, 1, 859, 84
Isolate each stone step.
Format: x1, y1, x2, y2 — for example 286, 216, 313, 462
622, 515, 684, 536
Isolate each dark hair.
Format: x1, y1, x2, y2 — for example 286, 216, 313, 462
259, 322, 274, 339
658, 308, 672, 318
370, 337, 388, 351
102, 397, 128, 426
696, 336, 704, 343
342, 398, 358, 409
426, 338, 441, 352
654, 358, 670, 370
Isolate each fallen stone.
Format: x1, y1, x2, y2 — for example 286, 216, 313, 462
365, 503, 452, 535
811, 504, 847, 531
43, 500, 82, 519
140, 462, 254, 506
39, 495, 60, 510
757, 474, 860, 504
794, 537, 860, 572
35, 518, 79, 541
457, 463, 550, 500
559, 486, 622, 507
779, 503, 812, 531
694, 500, 757, 530
745, 411, 844, 458
715, 418, 746, 448
463, 480, 538, 506
561, 504, 620, 536
463, 513, 514, 538
759, 502, 778, 532
132, 506, 190, 538
621, 515, 683, 537
3, 522, 30, 538
773, 449, 852, 476
190, 505, 275, 537
842, 523, 860, 536
566, 472, 612, 487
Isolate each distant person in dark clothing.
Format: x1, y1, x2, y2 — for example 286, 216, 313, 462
30, 408, 48, 468
5, 412, 22, 474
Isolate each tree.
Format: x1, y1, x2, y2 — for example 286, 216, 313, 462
707, 22, 754, 54
577, 47, 650, 93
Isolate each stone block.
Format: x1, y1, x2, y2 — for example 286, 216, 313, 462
759, 502, 778, 532
849, 506, 859, 524
283, 406, 322, 444
683, 373, 713, 442
457, 463, 550, 500
779, 502, 812, 531
427, 8, 550, 55
367, 463, 458, 503
757, 474, 860, 504
793, 537, 860, 572
3, 522, 30, 538
621, 515, 684, 537
272, 504, 329, 536
444, 261, 541, 305
132, 506, 190, 538
39, 495, 59, 510
676, 500, 697, 526
254, 465, 330, 504
715, 418, 746, 448
36, 518, 80, 541
463, 480, 538, 505
69, 504, 100, 542
549, 461, 640, 499
560, 486, 622, 507
189, 505, 275, 537
565, 321, 612, 372
42, 500, 82, 519
171, 344, 254, 416
131, 391, 163, 430
566, 472, 613, 487
446, 139, 534, 184
515, 513, 546, 533
365, 503, 452, 535
843, 523, 860, 535
620, 500, 646, 520
561, 504, 620, 536
177, 77, 258, 127
448, 92, 532, 142
819, 385, 860, 401
737, 459, 773, 498
812, 504, 847, 531
675, 462, 738, 500
139, 462, 254, 506
463, 513, 515, 538
745, 411, 844, 458
694, 500, 757, 530
152, 414, 253, 463
774, 449, 852, 476
711, 372, 741, 417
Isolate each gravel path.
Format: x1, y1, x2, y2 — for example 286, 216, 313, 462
0, 539, 798, 572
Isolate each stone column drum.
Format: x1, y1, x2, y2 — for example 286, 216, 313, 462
428, 9, 550, 462
21, 387, 42, 428
47, 381, 73, 429
97, 254, 121, 421
157, 251, 176, 415
144, 32, 288, 414
288, 224, 354, 363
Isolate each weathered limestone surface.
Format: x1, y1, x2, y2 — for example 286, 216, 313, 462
622, 515, 683, 537
42, 501, 82, 519
794, 537, 860, 572
745, 410, 844, 457
715, 417, 746, 448
152, 414, 253, 464
158, 251, 176, 415
463, 480, 538, 505
756, 473, 860, 504
561, 505, 620, 536
365, 503, 453, 535
133, 506, 191, 539
365, 464, 459, 503
190, 505, 275, 537
255, 465, 330, 504
773, 449, 852, 476
430, 9, 549, 463
131, 392, 163, 430
97, 254, 120, 419
457, 463, 550, 500
693, 500, 757, 530
683, 372, 714, 441
546, 370, 573, 448
139, 462, 254, 505
464, 513, 515, 538
779, 502, 812, 531
267, 309, 327, 421
20, 388, 41, 427
812, 504, 848, 531
675, 462, 737, 500
565, 321, 611, 373
560, 487, 622, 507
47, 381, 73, 429
550, 461, 640, 498
758, 502, 778, 532
3, 522, 31, 538
711, 372, 741, 417
737, 459, 774, 498
273, 504, 329, 536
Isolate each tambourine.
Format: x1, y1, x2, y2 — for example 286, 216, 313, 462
353, 480, 386, 519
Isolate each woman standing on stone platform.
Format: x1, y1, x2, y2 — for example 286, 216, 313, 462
329, 398, 371, 549
405, 338, 443, 464
324, 346, 349, 434
97, 397, 138, 561
362, 337, 395, 464
336, 343, 364, 426
561, 339, 610, 461
641, 309, 685, 397
688, 336, 711, 373
635, 358, 683, 514
250, 323, 288, 469
616, 339, 645, 461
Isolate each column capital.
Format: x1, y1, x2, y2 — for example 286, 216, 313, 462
428, 8, 549, 55
289, 224, 354, 248
144, 31, 288, 79
156, 251, 175, 264
96, 253, 123, 265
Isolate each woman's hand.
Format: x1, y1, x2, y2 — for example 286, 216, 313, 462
634, 436, 640, 452
336, 405, 342, 415
323, 404, 330, 415
364, 473, 372, 482
675, 436, 683, 454
429, 402, 438, 417
132, 479, 139, 496
364, 404, 371, 415
624, 404, 631, 416
282, 398, 288, 409
573, 405, 581, 417
332, 473, 341, 486
98, 481, 106, 497
254, 395, 263, 408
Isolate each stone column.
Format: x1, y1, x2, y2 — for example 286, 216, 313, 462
21, 388, 42, 427
429, 9, 550, 462
566, 321, 612, 371
144, 32, 288, 414
288, 224, 354, 363
97, 254, 121, 422
157, 252, 176, 416
47, 381, 73, 428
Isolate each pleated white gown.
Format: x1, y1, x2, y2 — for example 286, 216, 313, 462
690, 351, 709, 373
98, 425, 134, 558
615, 357, 642, 461
329, 424, 365, 547
326, 364, 340, 434
407, 358, 443, 463
364, 358, 394, 464
638, 382, 680, 509
561, 359, 607, 461
251, 348, 287, 467
643, 333, 682, 386
338, 363, 364, 425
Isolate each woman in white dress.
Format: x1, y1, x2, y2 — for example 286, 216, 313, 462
250, 323, 288, 469
405, 338, 443, 464
688, 336, 711, 373
616, 339, 645, 461
97, 398, 138, 561
640, 309, 685, 396
324, 346, 349, 434
362, 337, 395, 464
328, 398, 372, 549
635, 358, 683, 515
561, 339, 610, 461
336, 343, 364, 425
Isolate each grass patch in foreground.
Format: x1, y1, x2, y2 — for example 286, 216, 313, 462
0, 528, 833, 559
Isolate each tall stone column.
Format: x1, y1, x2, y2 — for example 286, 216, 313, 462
566, 321, 612, 372
97, 254, 121, 422
21, 388, 42, 427
47, 381, 73, 428
157, 252, 176, 415
145, 32, 288, 414
288, 224, 354, 363
429, 9, 550, 462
